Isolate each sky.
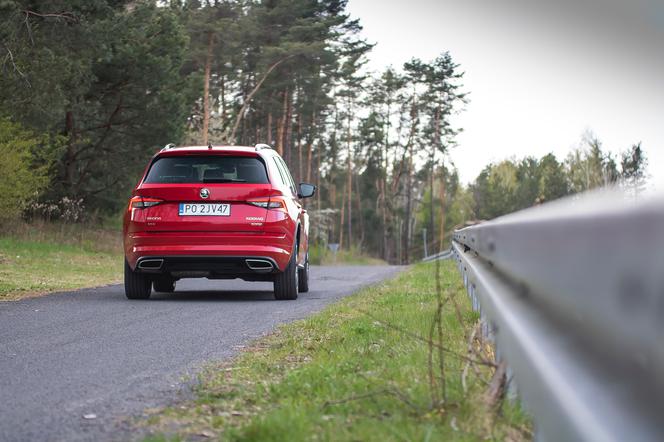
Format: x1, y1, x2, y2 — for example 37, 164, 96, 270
346, 0, 663, 189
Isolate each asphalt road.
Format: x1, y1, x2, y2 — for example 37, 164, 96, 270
0, 265, 401, 442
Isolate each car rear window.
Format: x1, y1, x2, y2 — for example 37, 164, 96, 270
144, 156, 269, 184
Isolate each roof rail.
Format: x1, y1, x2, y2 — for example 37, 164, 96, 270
255, 143, 272, 151
162, 143, 176, 151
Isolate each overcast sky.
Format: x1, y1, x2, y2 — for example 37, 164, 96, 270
346, 0, 663, 189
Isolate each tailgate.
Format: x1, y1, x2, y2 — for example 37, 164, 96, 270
133, 183, 274, 233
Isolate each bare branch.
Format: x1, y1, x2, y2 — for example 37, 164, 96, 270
227, 55, 297, 143
322, 387, 420, 411
21, 10, 79, 23
358, 309, 497, 368
462, 323, 490, 393
2, 44, 30, 87
23, 13, 34, 45
484, 360, 507, 408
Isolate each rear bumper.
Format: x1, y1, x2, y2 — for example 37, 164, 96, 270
124, 231, 292, 272
134, 255, 279, 281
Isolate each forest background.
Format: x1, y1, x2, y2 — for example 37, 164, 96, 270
0, 0, 648, 264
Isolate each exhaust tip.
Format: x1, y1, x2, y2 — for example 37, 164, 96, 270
246, 259, 274, 273
138, 259, 164, 271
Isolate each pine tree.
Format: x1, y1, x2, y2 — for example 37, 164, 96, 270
620, 143, 648, 197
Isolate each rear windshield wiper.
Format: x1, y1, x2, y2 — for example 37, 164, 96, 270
202, 178, 247, 183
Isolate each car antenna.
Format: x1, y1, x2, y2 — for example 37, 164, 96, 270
208, 142, 213, 149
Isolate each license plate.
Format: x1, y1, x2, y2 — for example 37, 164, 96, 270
178, 203, 230, 216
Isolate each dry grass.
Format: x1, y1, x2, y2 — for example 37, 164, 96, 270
0, 221, 122, 300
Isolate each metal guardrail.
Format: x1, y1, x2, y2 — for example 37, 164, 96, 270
422, 249, 453, 262
451, 189, 664, 442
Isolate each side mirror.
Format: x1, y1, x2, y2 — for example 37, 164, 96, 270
298, 183, 316, 199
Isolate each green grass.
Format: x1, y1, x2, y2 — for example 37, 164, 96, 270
309, 243, 387, 266
0, 221, 122, 300
140, 261, 532, 441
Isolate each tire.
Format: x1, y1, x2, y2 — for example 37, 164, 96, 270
274, 249, 298, 300
153, 277, 176, 293
124, 259, 152, 300
297, 253, 309, 293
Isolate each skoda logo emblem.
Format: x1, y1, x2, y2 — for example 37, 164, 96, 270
199, 188, 210, 199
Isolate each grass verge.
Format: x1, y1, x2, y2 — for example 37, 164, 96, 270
0, 221, 122, 300
309, 244, 386, 266
141, 261, 532, 441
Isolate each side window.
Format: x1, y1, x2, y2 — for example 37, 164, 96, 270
271, 158, 288, 186
277, 157, 297, 192
272, 157, 294, 195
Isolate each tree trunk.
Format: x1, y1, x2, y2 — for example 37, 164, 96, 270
429, 154, 435, 251
429, 107, 443, 250
440, 159, 446, 251
404, 142, 413, 263
296, 112, 303, 183
267, 111, 272, 144
306, 110, 315, 184
383, 101, 391, 262
220, 74, 226, 122
347, 164, 352, 249
316, 137, 321, 211
355, 170, 365, 246
241, 108, 247, 144
339, 185, 345, 250
284, 89, 293, 167
391, 96, 418, 194
379, 180, 388, 261
305, 141, 313, 183
346, 96, 352, 248
276, 89, 287, 155
202, 31, 214, 145
64, 110, 76, 191
397, 219, 402, 264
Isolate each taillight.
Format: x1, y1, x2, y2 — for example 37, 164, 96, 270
247, 197, 287, 211
128, 196, 163, 210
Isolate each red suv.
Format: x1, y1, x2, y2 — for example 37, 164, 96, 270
123, 144, 315, 300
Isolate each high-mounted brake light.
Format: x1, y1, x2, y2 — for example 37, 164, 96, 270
128, 196, 163, 210
247, 197, 287, 211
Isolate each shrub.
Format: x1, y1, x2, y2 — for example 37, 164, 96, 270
0, 119, 51, 223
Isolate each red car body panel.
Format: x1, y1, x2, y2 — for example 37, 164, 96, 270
123, 146, 309, 276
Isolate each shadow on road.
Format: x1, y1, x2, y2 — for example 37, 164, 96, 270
148, 290, 277, 302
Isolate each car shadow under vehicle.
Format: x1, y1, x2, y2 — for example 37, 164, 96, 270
149, 289, 278, 302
